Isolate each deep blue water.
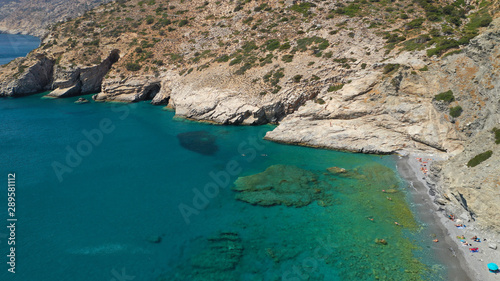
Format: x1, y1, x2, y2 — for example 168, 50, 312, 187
0, 34, 40, 65
0, 94, 448, 280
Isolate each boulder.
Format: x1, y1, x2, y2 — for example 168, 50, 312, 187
147, 235, 162, 244
75, 97, 89, 104
327, 166, 347, 174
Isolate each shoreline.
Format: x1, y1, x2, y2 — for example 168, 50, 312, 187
396, 152, 500, 281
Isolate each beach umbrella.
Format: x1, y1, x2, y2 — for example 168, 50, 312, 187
487, 263, 498, 271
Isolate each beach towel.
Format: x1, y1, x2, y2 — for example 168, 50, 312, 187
469, 248, 479, 253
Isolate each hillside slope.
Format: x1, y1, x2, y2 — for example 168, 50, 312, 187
0, 0, 112, 36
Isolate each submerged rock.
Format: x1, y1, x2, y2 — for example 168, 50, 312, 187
192, 232, 243, 271
177, 131, 218, 156
147, 235, 162, 244
327, 166, 347, 174
232, 165, 335, 207
74, 97, 89, 104
161, 232, 243, 281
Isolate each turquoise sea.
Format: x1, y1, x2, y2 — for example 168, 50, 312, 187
0, 93, 449, 281
0, 36, 450, 280
0, 34, 40, 65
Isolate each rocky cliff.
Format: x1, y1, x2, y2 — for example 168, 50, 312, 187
0, 0, 499, 232
427, 18, 500, 233
0, 0, 112, 37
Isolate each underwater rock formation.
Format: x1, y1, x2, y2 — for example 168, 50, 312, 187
232, 165, 336, 207
177, 131, 218, 156
161, 232, 244, 281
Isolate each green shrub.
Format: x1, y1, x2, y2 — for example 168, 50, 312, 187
235, 63, 253, 75
467, 12, 492, 30
442, 49, 463, 58
242, 41, 258, 52
17, 65, 27, 74
419, 66, 428, 71
315, 98, 325, 104
335, 4, 361, 17
290, 2, 316, 17
426, 38, 460, 57
178, 19, 188, 27
434, 90, 454, 102
361, 63, 367, 69
467, 150, 492, 167
449, 105, 463, 117
279, 42, 291, 50
328, 84, 344, 92
264, 39, 281, 51
406, 18, 424, 29
216, 55, 230, 62
293, 75, 303, 82
383, 63, 400, 74
493, 127, 500, 144
125, 63, 141, 71
296, 36, 329, 51
282, 54, 294, 63
229, 56, 243, 66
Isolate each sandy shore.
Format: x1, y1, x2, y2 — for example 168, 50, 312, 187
396, 152, 500, 281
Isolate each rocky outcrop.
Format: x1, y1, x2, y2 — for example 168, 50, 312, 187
95, 74, 164, 103
48, 49, 120, 98
426, 19, 500, 233
0, 54, 54, 97
232, 165, 335, 207
265, 68, 464, 154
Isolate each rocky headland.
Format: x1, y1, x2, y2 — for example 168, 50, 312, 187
0, 0, 499, 269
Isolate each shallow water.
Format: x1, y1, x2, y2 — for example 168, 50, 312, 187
0, 94, 447, 280
0, 34, 40, 65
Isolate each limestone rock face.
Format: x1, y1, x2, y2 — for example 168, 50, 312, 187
48, 49, 120, 98
0, 50, 120, 98
0, 54, 54, 97
431, 131, 500, 232
265, 70, 463, 154
95, 75, 162, 102
426, 19, 500, 234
